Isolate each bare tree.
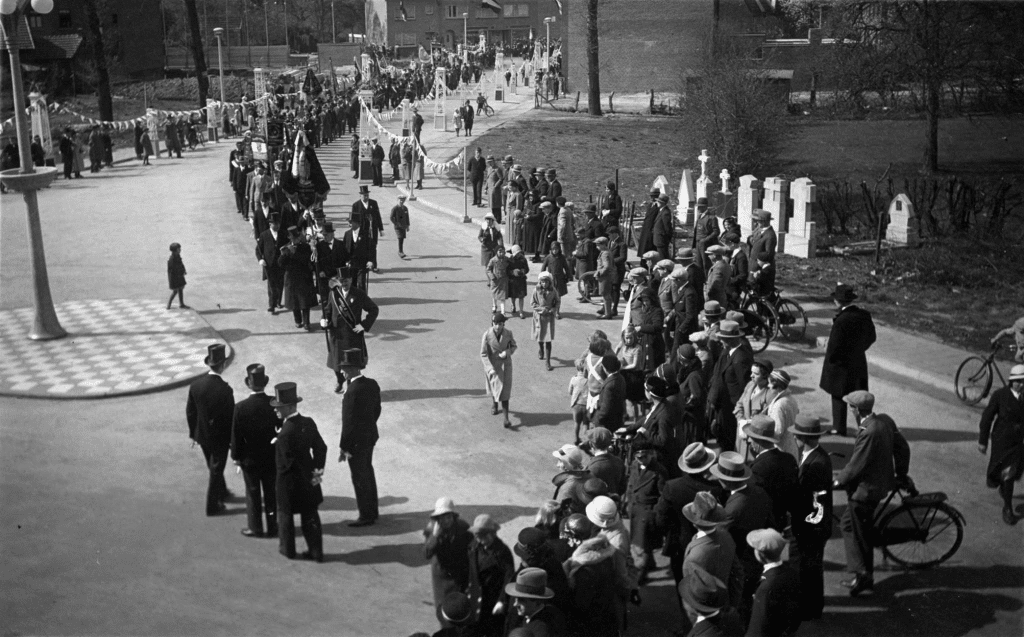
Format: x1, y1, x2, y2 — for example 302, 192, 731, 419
82, 0, 113, 121
586, 0, 601, 115
183, 0, 211, 113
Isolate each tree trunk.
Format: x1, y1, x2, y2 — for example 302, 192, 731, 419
183, 0, 210, 117
586, 0, 601, 115
82, 0, 113, 122
924, 76, 940, 172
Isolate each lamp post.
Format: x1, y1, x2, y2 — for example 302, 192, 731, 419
0, 0, 66, 341
462, 13, 468, 64
213, 27, 226, 117
544, 17, 553, 70
331, 0, 336, 44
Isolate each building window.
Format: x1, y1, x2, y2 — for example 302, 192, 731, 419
424, 4, 433, 15
58, 10, 72, 29
503, 4, 514, 17
396, 4, 416, 20
499, 4, 528, 17
27, 15, 43, 28
517, 3, 529, 16
445, 5, 458, 18
396, 33, 417, 46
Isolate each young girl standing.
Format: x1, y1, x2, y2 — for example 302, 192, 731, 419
531, 271, 560, 371
167, 243, 189, 309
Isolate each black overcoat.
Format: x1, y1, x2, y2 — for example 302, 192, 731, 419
279, 242, 318, 310
819, 305, 876, 397
275, 414, 327, 513
186, 373, 235, 452
325, 285, 379, 370
979, 386, 1024, 486
231, 392, 279, 474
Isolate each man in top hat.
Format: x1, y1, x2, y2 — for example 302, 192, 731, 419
637, 187, 662, 258
834, 390, 910, 596
468, 147, 487, 207
711, 451, 774, 623
707, 320, 753, 452
703, 245, 731, 310
504, 568, 567, 636
315, 220, 348, 304
745, 528, 802, 637
744, 415, 799, 534
186, 344, 236, 516
681, 565, 739, 637
255, 212, 288, 313
321, 267, 379, 393
680, 491, 739, 624
790, 415, 833, 620
390, 194, 411, 258
692, 197, 720, 271
271, 382, 327, 562
370, 137, 385, 186
819, 283, 876, 437
352, 185, 385, 272
653, 193, 676, 261
337, 348, 382, 527
978, 364, 1024, 525
545, 168, 562, 203
748, 209, 777, 267
656, 444, 727, 613
424, 497, 475, 629
230, 364, 279, 538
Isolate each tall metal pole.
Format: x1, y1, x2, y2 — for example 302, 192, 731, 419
264, 1, 270, 62
0, 12, 66, 341
284, 0, 289, 52
462, 143, 470, 223
215, 31, 226, 111
463, 14, 468, 64
332, 1, 336, 44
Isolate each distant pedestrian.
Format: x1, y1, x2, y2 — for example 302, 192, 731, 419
819, 283, 876, 437
507, 245, 530, 319
481, 312, 517, 429
390, 194, 410, 258
141, 127, 153, 165
166, 242, 189, 310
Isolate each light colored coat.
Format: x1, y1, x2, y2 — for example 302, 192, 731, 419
481, 326, 517, 401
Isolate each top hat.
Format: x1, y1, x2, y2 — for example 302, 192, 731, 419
322, 221, 335, 233
743, 414, 780, 445
831, 283, 858, 304
504, 568, 554, 600
204, 343, 228, 367
269, 381, 303, 407
792, 415, 832, 438
682, 491, 728, 529
679, 442, 717, 474
359, 185, 370, 194
244, 363, 269, 389
440, 592, 474, 625
709, 451, 752, 482
681, 565, 727, 615
338, 348, 364, 369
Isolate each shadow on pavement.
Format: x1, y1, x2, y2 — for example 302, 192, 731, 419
322, 504, 537, 541
373, 297, 460, 306
321, 494, 410, 512
380, 387, 488, 402
379, 266, 463, 274
514, 411, 571, 429
409, 254, 473, 260
373, 317, 444, 341
900, 428, 978, 443
198, 307, 257, 315
215, 327, 326, 343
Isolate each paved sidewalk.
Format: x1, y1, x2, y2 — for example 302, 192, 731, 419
0, 300, 230, 399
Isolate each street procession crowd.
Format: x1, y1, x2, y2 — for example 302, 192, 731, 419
173, 47, 1024, 637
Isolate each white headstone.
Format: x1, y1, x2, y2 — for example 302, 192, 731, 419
761, 177, 789, 237
737, 175, 762, 238
698, 149, 710, 178
653, 175, 671, 201
783, 178, 817, 259
677, 169, 697, 225
886, 193, 921, 247
719, 169, 731, 194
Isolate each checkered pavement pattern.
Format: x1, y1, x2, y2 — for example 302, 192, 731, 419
0, 299, 230, 398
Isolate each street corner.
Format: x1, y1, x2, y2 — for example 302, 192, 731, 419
0, 299, 232, 399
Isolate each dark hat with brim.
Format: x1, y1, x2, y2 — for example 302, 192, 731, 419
831, 283, 858, 304
792, 415, 832, 438
204, 343, 228, 367
269, 381, 303, 407
743, 414, 780, 445
440, 592, 474, 625
709, 451, 752, 482
681, 565, 727, 615
682, 491, 728, 529
513, 527, 548, 560
504, 568, 555, 600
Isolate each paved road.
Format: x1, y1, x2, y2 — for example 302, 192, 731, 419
1, 116, 1022, 636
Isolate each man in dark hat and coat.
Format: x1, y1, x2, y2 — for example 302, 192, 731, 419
321, 267, 379, 393
692, 198, 719, 271
370, 137, 385, 186
338, 348, 382, 527
186, 344, 236, 516
352, 185, 384, 273
653, 193, 676, 261
978, 365, 1024, 526
272, 382, 327, 562
279, 226, 317, 330
745, 528, 802, 637
819, 283, 876, 436
637, 188, 662, 258
255, 212, 288, 313
342, 214, 375, 292
231, 364, 279, 538
790, 416, 833, 620
747, 209, 777, 266
744, 415, 800, 534
315, 221, 348, 303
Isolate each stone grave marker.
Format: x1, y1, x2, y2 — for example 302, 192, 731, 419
784, 177, 817, 258
885, 193, 921, 247
737, 175, 762, 238
677, 169, 696, 225
761, 177, 789, 251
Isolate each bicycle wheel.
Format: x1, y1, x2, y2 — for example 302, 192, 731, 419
485, 105, 495, 117
775, 299, 807, 342
954, 356, 992, 405
879, 502, 964, 569
742, 305, 775, 353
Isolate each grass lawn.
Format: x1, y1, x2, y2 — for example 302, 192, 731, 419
470, 109, 1024, 354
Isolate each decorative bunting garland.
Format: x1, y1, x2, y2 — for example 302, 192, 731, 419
358, 97, 464, 175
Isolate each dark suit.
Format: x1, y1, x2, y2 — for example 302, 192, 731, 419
748, 226, 777, 266
630, 400, 684, 475
750, 448, 799, 532
325, 284, 379, 371
724, 484, 775, 622
342, 228, 375, 291
693, 212, 720, 269
728, 247, 750, 304
276, 413, 328, 559
231, 391, 279, 534
593, 372, 627, 430
836, 413, 909, 577
681, 529, 741, 623
653, 208, 675, 260
340, 375, 382, 522
186, 372, 236, 515
656, 475, 727, 599
255, 228, 288, 311
979, 386, 1024, 488
819, 305, 876, 435
352, 198, 384, 267
468, 155, 487, 205
745, 563, 802, 637
672, 283, 702, 357
707, 340, 754, 451
792, 446, 833, 620
370, 143, 385, 186
315, 237, 348, 302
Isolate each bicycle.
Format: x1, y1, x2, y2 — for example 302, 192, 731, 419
740, 288, 807, 343
477, 99, 495, 117
954, 343, 1017, 406
735, 292, 777, 353
869, 477, 966, 569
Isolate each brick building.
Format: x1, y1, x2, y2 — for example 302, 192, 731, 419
365, 0, 564, 56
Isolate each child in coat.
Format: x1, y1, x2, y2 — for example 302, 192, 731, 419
167, 243, 189, 309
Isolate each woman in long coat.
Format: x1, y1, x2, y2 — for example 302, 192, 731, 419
541, 241, 572, 298
88, 127, 103, 172
536, 202, 558, 262
479, 214, 504, 267
521, 190, 542, 255
466, 517, 515, 637
531, 272, 560, 371
278, 228, 317, 329
979, 370, 1024, 525
481, 312, 517, 429
506, 245, 530, 318
487, 245, 510, 314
